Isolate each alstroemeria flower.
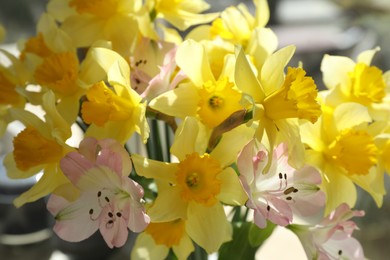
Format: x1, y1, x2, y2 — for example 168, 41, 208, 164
130, 37, 185, 101
321, 48, 390, 126
3, 91, 74, 207
291, 203, 365, 260
131, 218, 194, 260
300, 102, 385, 215
149, 39, 245, 129
47, 137, 149, 248
238, 140, 325, 229
235, 45, 321, 170
132, 116, 254, 253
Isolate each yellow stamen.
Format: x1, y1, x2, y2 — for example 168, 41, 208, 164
176, 153, 222, 206
34, 52, 79, 96
13, 127, 63, 171
81, 81, 135, 126
197, 77, 243, 128
69, 0, 120, 18
326, 129, 378, 175
0, 71, 19, 105
145, 219, 186, 247
263, 67, 321, 123
20, 33, 52, 60
348, 63, 386, 105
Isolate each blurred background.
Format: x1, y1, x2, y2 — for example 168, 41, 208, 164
1, 0, 390, 259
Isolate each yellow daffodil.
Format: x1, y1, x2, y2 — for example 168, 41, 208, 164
152, 0, 218, 31
149, 39, 244, 129
321, 48, 390, 125
132, 117, 253, 253
132, 219, 194, 260
3, 91, 74, 207
47, 0, 142, 57
210, 0, 269, 47
78, 47, 149, 143
235, 46, 321, 169
0, 62, 26, 134
300, 102, 385, 215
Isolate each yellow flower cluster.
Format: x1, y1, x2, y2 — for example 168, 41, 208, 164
1, 0, 389, 259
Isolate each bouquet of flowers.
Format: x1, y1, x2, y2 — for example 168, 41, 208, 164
1, 0, 389, 259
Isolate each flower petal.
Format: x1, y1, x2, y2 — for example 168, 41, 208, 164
260, 45, 295, 96
147, 182, 187, 222
186, 202, 232, 254
131, 233, 169, 260
175, 39, 214, 86
217, 167, 248, 206
334, 102, 371, 132
211, 124, 254, 167
131, 154, 177, 184
321, 54, 355, 89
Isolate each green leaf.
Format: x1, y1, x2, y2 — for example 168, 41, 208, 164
248, 221, 276, 247
218, 221, 276, 260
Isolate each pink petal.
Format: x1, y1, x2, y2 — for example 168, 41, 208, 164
60, 152, 95, 184
99, 203, 130, 248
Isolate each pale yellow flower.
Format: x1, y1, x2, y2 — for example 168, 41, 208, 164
3, 91, 74, 207
132, 117, 253, 253
132, 219, 194, 260
321, 48, 390, 125
149, 39, 244, 129
300, 102, 385, 215
235, 46, 321, 169
79, 47, 149, 143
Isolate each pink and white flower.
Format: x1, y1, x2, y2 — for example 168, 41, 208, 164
237, 140, 325, 228
292, 203, 365, 260
47, 137, 150, 248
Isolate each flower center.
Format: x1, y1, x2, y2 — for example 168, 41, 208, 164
81, 81, 134, 126
69, 0, 120, 18
20, 33, 53, 60
34, 52, 79, 96
347, 62, 386, 105
13, 127, 64, 171
176, 153, 222, 206
0, 71, 19, 105
197, 77, 243, 128
326, 129, 378, 175
263, 67, 321, 123
145, 219, 186, 247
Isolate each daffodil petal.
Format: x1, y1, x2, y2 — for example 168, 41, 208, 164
131, 233, 169, 260
131, 154, 177, 184
334, 102, 371, 132
211, 124, 254, 167
3, 152, 42, 179
261, 45, 295, 96
322, 164, 357, 216
171, 117, 207, 161
147, 183, 187, 222
176, 39, 214, 86
235, 46, 264, 101
321, 54, 355, 89
300, 118, 325, 152
357, 47, 380, 65
91, 47, 130, 87
148, 85, 199, 118
217, 167, 247, 205
349, 167, 385, 207
254, 0, 270, 27
172, 234, 195, 260
186, 202, 232, 254
14, 165, 69, 208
